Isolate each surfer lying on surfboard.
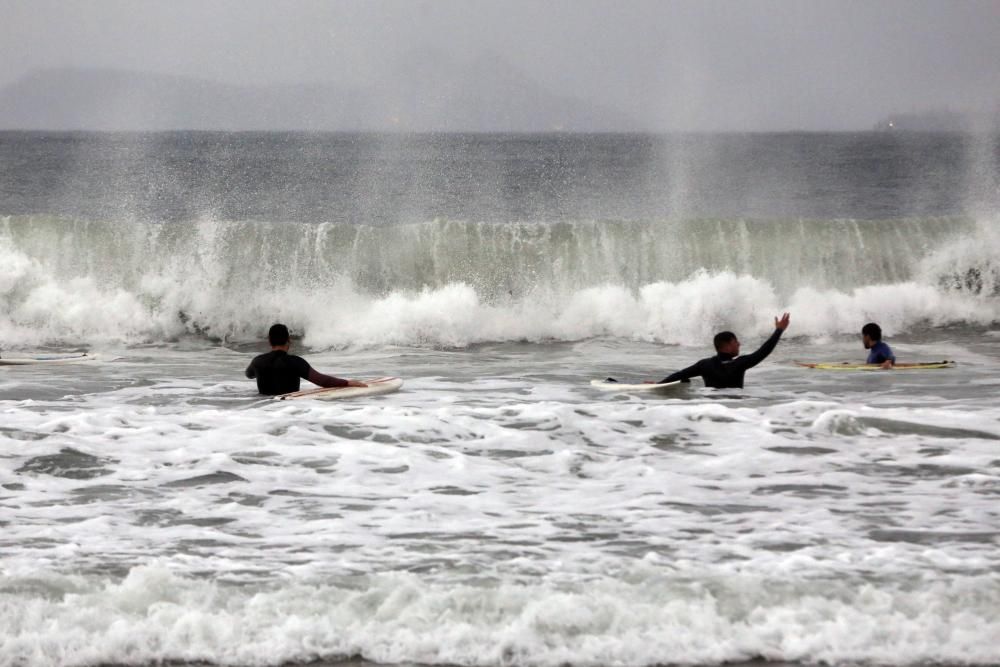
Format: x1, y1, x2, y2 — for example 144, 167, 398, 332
245, 323, 367, 396
650, 312, 791, 389
862, 322, 895, 369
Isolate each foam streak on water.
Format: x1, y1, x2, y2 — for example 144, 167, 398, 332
2, 338, 1000, 667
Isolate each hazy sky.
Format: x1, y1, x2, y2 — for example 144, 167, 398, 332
2, 0, 998, 131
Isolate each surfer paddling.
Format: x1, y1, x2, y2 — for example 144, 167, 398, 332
653, 312, 791, 389
861, 322, 895, 369
246, 324, 367, 395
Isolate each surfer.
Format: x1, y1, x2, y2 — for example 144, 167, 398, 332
861, 322, 895, 369
245, 323, 367, 395
655, 312, 791, 389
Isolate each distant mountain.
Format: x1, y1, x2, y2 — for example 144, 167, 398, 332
0, 58, 638, 132
0, 69, 373, 131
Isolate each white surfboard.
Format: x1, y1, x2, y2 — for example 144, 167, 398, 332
275, 376, 403, 401
590, 379, 685, 394
0, 353, 100, 366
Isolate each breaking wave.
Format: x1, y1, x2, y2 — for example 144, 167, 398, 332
0, 214, 996, 348
3, 565, 998, 667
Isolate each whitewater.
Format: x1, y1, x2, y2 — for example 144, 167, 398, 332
1, 132, 999, 667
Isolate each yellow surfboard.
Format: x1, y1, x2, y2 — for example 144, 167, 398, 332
795, 361, 955, 371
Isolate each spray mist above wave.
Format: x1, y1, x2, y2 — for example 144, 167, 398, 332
0, 214, 997, 347
918, 223, 1000, 297
0, 214, 976, 295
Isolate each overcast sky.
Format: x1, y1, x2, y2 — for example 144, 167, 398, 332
2, 0, 998, 131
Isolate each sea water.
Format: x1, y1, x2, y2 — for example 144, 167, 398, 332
1, 132, 999, 667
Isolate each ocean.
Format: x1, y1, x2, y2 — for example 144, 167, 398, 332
1, 131, 999, 667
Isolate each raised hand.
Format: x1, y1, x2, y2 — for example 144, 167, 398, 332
775, 312, 791, 331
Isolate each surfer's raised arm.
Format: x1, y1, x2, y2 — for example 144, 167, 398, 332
733, 312, 790, 371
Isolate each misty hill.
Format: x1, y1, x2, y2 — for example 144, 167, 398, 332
0, 60, 638, 132
0, 69, 373, 131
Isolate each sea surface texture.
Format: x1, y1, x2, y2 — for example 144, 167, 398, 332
1, 132, 999, 667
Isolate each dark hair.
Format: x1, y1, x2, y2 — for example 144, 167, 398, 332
713, 331, 737, 351
861, 322, 882, 341
268, 323, 290, 346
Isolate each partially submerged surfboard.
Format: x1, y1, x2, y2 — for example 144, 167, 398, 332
275, 376, 403, 401
0, 353, 100, 366
590, 379, 686, 394
796, 361, 955, 371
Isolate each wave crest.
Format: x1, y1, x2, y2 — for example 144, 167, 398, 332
1, 215, 997, 347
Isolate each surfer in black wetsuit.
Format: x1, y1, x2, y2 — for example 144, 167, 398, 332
656, 312, 791, 389
245, 323, 367, 395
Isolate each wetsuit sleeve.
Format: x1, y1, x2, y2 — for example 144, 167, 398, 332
660, 360, 704, 384
287, 355, 350, 388
245, 360, 257, 379
733, 328, 784, 371
307, 368, 350, 388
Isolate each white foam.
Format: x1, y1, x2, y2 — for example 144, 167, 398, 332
3, 342, 1000, 666
2, 566, 998, 667
787, 281, 997, 337
5, 251, 996, 349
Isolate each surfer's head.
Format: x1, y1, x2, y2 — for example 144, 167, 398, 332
268, 323, 291, 348
861, 322, 882, 349
713, 331, 739, 355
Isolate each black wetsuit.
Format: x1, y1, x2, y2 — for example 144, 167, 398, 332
245, 350, 348, 395
660, 328, 784, 389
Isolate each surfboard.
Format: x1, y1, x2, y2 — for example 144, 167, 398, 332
274, 376, 403, 401
795, 361, 955, 371
590, 379, 686, 394
0, 353, 100, 366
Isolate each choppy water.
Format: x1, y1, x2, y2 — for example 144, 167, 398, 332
1, 132, 999, 667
